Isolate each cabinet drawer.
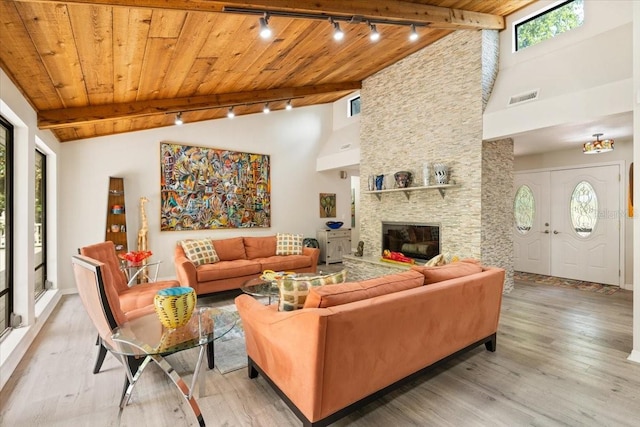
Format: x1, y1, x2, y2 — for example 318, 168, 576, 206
327, 230, 351, 239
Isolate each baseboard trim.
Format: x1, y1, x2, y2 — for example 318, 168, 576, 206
627, 349, 640, 364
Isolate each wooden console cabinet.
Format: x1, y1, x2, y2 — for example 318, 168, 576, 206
317, 229, 352, 265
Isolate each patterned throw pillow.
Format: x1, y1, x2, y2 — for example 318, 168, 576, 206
180, 239, 220, 266
277, 270, 347, 311
275, 233, 303, 255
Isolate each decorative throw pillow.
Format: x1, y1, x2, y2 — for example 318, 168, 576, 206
277, 270, 347, 311
425, 253, 446, 266
180, 239, 220, 266
275, 233, 303, 256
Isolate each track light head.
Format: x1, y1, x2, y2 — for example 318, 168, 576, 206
331, 19, 344, 41
263, 103, 270, 114
227, 107, 235, 119
259, 14, 272, 39
369, 24, 380, 42
174, 112, 183, 126
409, 24, 419, 41
285, 100, 293, 110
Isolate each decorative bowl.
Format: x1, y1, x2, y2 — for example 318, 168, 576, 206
326, 221, 343, 229
154, 287, 196, 329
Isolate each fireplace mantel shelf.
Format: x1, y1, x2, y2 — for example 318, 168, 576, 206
364, 184, 459, 200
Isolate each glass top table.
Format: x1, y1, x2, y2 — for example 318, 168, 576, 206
241, 273, 321, 304
104, 307, 237, 427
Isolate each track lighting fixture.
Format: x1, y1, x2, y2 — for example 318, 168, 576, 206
285, 100, 293, 110
330, 19, 344, 41
174, 112, 183, 126
227, 107, 235, 118
259, 13, 272, 39
263, 103, 270, 114
369, 24, 380, 42
409, 24, 419, 41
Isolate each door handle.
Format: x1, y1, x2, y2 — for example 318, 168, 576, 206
553, 230, 560, 234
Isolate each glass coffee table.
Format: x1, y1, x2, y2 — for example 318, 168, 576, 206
241, 273, 321, 304
241, 277, 280, 304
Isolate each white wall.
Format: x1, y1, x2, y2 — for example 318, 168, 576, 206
484, 1, 633, 140
58, 104, 350, 291
316, 92, 361, 171
515, 138, 634, 286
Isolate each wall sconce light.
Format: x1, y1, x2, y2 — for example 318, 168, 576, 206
340, 170, 348, 179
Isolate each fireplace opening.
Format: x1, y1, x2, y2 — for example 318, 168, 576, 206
381, 222, 440, 263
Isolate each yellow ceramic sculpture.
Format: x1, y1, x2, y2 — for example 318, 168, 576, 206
154, 287, 196, 329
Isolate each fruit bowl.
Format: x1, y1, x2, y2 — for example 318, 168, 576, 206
326, 221, 344, 229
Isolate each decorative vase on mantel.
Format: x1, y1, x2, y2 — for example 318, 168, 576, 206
375, 174, 385, 191
433, 164, 449, 185
393, 171, 412, 188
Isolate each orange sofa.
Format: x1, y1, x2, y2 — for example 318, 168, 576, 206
235, 263, 505, 426
174, 236, 320, 295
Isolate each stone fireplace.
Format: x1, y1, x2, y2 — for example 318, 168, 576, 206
358, 30, 514, 292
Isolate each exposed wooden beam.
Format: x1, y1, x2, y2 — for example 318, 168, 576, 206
37, 82, 362, 129
15, 0, 504, 30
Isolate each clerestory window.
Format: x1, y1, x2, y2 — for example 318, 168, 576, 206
515, 0, 584, 51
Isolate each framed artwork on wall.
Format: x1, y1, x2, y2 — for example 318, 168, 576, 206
160, 142, 270, 231
319, 193, 336, 218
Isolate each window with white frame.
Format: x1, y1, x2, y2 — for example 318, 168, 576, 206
514, 0, 584, 51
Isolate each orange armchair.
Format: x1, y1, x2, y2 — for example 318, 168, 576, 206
79, 241, 179, 373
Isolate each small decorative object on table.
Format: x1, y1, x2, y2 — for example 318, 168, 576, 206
154, 287, 196, 329
326, 221, 343, 229
433, 163, 449, 184
393, 171, 412, 188
381, 249, 415, 265
119, 250, 153, 267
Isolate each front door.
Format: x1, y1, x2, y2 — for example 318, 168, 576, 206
514, 165, 620, 285
513, 172, 551, 275
550, 165, 620, 285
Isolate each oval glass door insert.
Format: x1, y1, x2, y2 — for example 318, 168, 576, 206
514, 185, 535, 234
570, 180, 598, 237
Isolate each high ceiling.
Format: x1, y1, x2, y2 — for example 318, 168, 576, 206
1, 0, 536, 142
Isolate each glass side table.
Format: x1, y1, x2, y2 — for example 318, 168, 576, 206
106, 307, 237, 426
121, 260, 161, 286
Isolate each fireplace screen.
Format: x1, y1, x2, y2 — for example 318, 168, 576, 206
381, 222, 440, 262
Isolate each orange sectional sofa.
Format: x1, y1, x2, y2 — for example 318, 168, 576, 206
235, 262, 505, 426
174, 235, 320, 295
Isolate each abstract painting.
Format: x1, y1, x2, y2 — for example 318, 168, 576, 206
160, 142, 270, 231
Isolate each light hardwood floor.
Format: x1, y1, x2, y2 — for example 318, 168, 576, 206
1, 282, 639, 427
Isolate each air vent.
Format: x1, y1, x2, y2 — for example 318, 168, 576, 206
508, 89, 539, 106
339, 143, 351, 151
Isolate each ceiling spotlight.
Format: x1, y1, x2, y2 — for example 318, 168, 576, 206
331, 19, 344, 41
263, 103, 270, 114
174, 112, 183, 126
409, 24, 419, 41
259, 13, 272, 39
227, 107, 235, 119
369, 24, 380, 42
285, 100, 293, 110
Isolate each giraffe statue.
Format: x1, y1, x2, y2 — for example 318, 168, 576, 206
136, 197, 150, 283
137, 196, 149, 253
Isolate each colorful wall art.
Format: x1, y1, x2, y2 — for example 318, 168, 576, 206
160, 142, 270, 231
319, 193, 336, 218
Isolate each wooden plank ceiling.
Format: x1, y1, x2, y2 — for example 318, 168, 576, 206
0, 0, 536, 142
